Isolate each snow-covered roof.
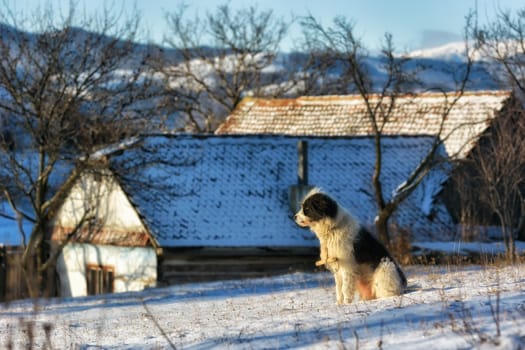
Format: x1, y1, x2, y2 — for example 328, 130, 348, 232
108, 135, 454, 248
215, 91, 512, 159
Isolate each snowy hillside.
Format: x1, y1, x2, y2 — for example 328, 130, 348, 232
1, 264, 524, 349
408, 41, 476, 61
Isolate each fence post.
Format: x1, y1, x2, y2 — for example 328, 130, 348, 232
0, 245, 6, 301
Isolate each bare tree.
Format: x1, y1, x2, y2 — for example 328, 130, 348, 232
452, 101, 525, 261
299, 15, 475, 247
0, 2, 161, 297
456, 6, 525, 259
472, 6, 525, 100
159, 2, 299, 132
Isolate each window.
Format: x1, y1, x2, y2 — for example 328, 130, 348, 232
86, 264, 114, 295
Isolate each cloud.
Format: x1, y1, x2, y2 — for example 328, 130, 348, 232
420, 30, 462, 49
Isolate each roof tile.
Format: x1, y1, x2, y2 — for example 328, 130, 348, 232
216, 91, 512, 158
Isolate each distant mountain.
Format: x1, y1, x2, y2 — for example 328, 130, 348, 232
406, 41, 504, 91
0, 23, 505, 88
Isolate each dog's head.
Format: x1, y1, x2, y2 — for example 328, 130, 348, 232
294, 190, 338, 228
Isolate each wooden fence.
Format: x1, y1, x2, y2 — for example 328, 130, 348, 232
0, 246, 33, 302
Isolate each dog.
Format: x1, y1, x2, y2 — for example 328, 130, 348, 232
294, 188, 407, 304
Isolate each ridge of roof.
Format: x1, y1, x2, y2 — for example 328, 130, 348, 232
233, 90, 512, 107
141, 132, 440, 141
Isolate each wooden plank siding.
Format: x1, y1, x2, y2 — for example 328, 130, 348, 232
158, 247, 321, 285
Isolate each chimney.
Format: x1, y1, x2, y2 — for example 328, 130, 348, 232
297, 140, 308, 186
288, 140, 313, 214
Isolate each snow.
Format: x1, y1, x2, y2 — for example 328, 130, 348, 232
413, 241, 525, 256
407, 41, 472, 62
88, 137, 141, 161
1, 264, 524, 349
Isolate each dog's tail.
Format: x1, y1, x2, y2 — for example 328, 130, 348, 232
372, 258, 406, 298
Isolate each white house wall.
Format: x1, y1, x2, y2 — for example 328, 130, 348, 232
57, 243, 157, 297
55, 171, 145, 232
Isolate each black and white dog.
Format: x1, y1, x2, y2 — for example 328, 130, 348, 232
294, 188, 407, 304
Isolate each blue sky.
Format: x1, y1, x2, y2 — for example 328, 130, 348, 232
10, 0, 525, 51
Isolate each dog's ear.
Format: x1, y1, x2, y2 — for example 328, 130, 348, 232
303, 193, 338, 220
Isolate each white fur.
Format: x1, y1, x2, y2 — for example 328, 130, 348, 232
372, 258, 405, 298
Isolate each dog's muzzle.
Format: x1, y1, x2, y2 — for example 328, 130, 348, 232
292, 213, 309, 228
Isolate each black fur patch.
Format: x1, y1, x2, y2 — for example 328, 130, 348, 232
302, 193, 338, 221
353, 227, 392, 268
353, 227, 407, 286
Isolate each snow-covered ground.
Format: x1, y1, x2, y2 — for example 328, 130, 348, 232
1, 264, 524, 349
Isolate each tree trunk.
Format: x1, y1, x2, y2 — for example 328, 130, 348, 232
21, 254, 39, 299
500, 222, 516, 263
508, 234, 516, 263
22, 225, 46, 298
375, 211, 391, 247
516, 213, 525, 241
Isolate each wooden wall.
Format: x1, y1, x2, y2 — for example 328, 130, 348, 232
158, 247, 321, 285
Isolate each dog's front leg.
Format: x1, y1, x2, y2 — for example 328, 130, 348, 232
341, 270, 355, 304
334, 272, 344, 305
315, 239, 330, 266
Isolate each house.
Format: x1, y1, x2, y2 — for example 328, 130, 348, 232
0, 140, 160, 299
50, 165, 159, 297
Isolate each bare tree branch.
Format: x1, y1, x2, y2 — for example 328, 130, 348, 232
159, 2, 295, 132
